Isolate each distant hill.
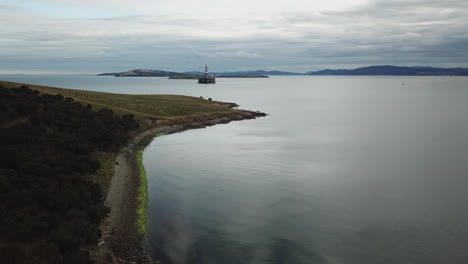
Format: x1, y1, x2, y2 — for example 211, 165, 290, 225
98, 69, 193, 78
97, 72, 119, 76
308, 66, 468, 76
98, 69, 279, 79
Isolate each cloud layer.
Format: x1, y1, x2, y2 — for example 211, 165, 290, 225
1, 0, 468, 73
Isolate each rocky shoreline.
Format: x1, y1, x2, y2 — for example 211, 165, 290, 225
96, 109, 266, 264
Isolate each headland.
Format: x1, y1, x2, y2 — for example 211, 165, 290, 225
0, 80, 266, 264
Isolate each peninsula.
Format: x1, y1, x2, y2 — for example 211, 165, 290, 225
0, 80, 265, 264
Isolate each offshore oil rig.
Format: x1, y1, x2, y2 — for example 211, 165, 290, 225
198, 65, 216, 84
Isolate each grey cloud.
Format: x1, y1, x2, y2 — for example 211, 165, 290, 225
1, 1, 468, 73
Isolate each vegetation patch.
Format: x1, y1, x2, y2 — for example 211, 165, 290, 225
0, 84, 138, 263
135, 149, 148, 235
135, 132, 165, 235
90, 152, 118, 195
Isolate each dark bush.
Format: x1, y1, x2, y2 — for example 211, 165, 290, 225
31, 243, 63, 264
49, 228, 79, 254
0, 245, 23, 264
0, 86, 139, 263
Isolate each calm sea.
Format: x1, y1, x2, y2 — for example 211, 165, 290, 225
3, 75, 468, 264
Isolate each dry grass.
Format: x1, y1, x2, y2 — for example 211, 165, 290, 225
0, 80, 236, 120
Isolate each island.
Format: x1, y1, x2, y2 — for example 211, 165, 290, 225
0, 80, 266, 264
98, 69, 269, 79
97, 69, 191, 78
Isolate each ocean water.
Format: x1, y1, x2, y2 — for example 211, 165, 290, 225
3, 75, 468, 264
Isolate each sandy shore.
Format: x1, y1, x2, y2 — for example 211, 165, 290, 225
97, 110, 266, 263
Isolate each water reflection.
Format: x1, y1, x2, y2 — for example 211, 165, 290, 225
134, 76, 468, 264
150, 233, 325, 264
263, 238, 324, 264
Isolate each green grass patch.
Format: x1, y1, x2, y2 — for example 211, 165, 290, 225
135, 148, 148, 235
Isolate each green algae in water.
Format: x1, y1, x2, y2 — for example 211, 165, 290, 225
135, 132, 165, 235
136, 149, 148, 235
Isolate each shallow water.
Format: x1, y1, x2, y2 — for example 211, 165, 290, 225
3, 75, 468, 263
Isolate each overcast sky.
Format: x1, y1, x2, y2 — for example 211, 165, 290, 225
1, 0, 468, 73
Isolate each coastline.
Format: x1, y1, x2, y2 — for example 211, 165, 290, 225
0, 79, 265, 264
97, 110, 266, 263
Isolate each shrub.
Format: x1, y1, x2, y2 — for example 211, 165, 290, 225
0, 86, 138, 263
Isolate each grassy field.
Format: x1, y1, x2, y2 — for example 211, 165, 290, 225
0, 80, 237, 121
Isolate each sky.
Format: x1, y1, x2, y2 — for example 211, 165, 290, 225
1, 0, 468, 73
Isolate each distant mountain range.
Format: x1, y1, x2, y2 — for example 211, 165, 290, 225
98, 66, 468, 77
307, 66, 468, 76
